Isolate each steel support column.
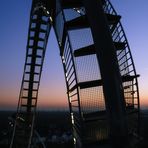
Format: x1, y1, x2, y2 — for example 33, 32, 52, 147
83, 0, 128, 146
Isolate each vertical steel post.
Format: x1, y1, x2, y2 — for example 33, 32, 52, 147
83, 0, 128, 146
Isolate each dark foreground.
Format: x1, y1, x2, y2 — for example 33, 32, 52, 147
0, 110, 148, 148
0, 110, 73, 148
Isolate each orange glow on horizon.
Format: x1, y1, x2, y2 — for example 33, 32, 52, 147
0, 83, 148, 110
0, 95, 148, 110
140, 97, 148, 109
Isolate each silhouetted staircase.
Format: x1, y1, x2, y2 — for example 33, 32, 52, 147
10, 3, 51, 148
54, 0, 140, 147
10, 0, 140, 147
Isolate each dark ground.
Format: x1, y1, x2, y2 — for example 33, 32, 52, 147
0, 110, 73, 148
0, 110, 148, 148
35, 111, 72, 135
139, 110, 148, 148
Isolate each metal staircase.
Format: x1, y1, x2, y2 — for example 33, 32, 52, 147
10, 0, 140, 147
103, 0, 140, 135
10, 2, 51, 148
53, 0, 140, 147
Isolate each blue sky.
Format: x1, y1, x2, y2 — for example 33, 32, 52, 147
0, 0, 148, 110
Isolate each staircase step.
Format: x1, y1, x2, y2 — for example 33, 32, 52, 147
21, 96, 28, 99
69, 79, 102, 92
65, 15, 88, 30
69, 75, 139, 91
61, 0, 82, 9
30, 28, 47, 33
40, 28, 47, 33
65, 14, 121, 30
27, 54, 42, 58
22, 88, 38, 92
122, 74, 140, 82
114, 42, 126, 50
74, 42, 126, 57
106, 13, 121, 25
26, 63, 42, 67
24, 80, 39, 83
74, 45, 95, 57
21, 104, 36, 107
22, 96, 37, 99
79, 80, 102, 89
27, 45, 44, 50
31, 19, 48, 25
25, 72, 40, 75
30, 27, 37, 32
61, 0, 105, 9
29, 36, 45, 41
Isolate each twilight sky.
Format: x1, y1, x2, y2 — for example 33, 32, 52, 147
0, 0, 148, 110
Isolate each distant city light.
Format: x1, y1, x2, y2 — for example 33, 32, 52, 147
71, 113, 74, 124
73, 137, 76, 145
49, 16, 53, 22
47, 11, 49, 15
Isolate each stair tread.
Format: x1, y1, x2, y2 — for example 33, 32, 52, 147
69, 75, 139, 91
25, 72, 40, 75
74, 45, 95, 57
26, 63, 42, 66
61, 0, 82, 9
65, 15, 88, 30
30, 27, 47, 33
74, 42, 126, 57
27, 45, 44, 50
61, 0, 105, 9
24, 80, 39, 83
27, 54, 42, 58
22, 96, 37, 99
65, 13, 121, 30
29, 36, 45, 41
31, 19, 48, 25
122, 74, 140, 82
23, 88, 38, 91
21, 104, 36, 107
106, 13, 121, 24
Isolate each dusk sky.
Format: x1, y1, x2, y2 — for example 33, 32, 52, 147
0, 0, 148, 110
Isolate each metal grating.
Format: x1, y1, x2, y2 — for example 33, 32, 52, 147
80, 86, 105, 113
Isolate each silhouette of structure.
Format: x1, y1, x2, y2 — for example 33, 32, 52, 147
10, 0, 140, 148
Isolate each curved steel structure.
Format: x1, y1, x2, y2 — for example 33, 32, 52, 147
10, 2, 51, 148
10, 0, 140, 148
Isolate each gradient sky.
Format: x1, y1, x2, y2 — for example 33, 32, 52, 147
0, 0, 148, 110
